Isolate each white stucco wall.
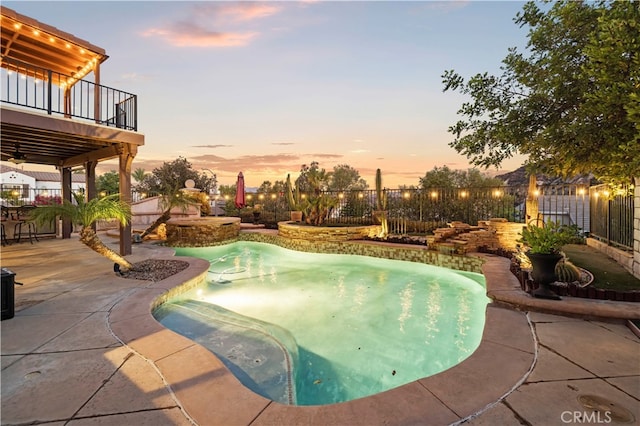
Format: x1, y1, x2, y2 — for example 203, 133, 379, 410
0, 171, 36, 188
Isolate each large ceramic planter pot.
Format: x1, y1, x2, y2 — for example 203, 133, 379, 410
526, 252, 563, 300
290, 211, 303, 222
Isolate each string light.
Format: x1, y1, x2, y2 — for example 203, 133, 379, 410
7, 16, 102, 83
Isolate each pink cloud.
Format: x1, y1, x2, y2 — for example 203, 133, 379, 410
216, 3, 280, 21
142, 2, 281, 48
142, 25, 257, 47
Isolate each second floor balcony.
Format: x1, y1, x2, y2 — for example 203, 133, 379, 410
1, 55, 137, 131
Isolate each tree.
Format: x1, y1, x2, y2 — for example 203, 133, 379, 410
136, 157, 214, 194
256, 180, 286, 195
329, 164, 368, 191
30, 193, 134, 271
293, 162, 338, 225
419, 166, 503, 189
295, 162, 332, 194
132, 168, 147, 184
97, 171, 119, 195
442, 0, 640, 184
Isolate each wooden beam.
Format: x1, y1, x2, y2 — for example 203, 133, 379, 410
59, 145, 121, 168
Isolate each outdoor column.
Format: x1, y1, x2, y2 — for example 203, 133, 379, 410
60, 167, 73, 239
118, 146, 135, 256
85, 160, 98, 232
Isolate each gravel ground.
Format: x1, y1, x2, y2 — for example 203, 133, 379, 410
119, 259, 190, 281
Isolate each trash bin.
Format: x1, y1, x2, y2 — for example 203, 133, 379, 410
1, 268, 16, 320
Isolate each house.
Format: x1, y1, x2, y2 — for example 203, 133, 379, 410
0, 165, 86, 204
0, 6, 145, 254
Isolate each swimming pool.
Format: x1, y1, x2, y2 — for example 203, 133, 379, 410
154, 241, 489, 406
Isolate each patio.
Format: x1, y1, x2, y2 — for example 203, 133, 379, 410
1, 233, 638, 425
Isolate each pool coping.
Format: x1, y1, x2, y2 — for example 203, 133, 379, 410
107, 243, 638, 425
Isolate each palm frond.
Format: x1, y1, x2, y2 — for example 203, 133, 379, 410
29, 193, 130, 228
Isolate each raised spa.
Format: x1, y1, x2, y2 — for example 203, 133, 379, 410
164, 216, 241, 247
154, 241, 489, 406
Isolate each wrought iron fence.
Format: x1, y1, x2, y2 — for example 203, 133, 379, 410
1, 184, 630, 250
319, 187, 530, 232
589, 184, 634, 250
535, 184, 591, 233
1, 56, 138, 131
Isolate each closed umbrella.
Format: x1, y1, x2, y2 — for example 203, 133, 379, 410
235, 172, 246, 209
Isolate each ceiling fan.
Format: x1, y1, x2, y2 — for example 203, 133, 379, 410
8, 143, 27, 165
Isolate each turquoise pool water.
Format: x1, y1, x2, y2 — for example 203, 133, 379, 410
154, 241, 489, 406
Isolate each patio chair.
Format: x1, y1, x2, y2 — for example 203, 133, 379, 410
1, 223, 8, 246
13, 205, 39, 244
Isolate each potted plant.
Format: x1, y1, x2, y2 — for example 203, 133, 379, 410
518, 220, 575, 300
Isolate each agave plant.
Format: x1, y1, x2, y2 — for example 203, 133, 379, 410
29, 193, 134, 271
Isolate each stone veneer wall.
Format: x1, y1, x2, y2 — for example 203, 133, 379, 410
236, 232, 484, 273
165, 218, 240, 247
488, 221, 525, 252
430, 219, 524, 254
277, 221, 382, 242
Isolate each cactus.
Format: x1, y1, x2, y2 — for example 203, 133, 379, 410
374, 168, 388, 238
555, 259, 581, 283
286, 174, 296, 210
375, 168, 387, 210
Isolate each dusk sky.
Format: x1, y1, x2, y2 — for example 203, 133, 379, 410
6, 1, 529, 189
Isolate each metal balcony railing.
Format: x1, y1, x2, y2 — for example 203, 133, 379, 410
1, 56, 137, 131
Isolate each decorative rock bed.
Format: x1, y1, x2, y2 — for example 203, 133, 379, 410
165, 217, 241, 247
277, 221, 382, 242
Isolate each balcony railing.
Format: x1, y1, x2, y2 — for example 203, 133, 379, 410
1, 56, 137, 131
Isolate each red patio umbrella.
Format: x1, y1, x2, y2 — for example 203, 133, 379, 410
235, 172, 246, 209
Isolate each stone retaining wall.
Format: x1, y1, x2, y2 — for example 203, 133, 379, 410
277, 221, 382, 242
239, 232, 484, 273
587, 238, 634, 276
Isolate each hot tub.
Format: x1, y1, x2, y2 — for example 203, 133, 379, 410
165, 217, 241, 247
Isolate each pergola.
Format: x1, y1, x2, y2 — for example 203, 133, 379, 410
1, 6, 145, 254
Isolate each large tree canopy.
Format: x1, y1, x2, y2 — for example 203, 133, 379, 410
443, 0, 639, 184
136, 157, 215, 194
329, 164, 368, 191
419, 166, 504, 189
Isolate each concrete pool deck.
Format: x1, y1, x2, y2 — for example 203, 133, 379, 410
1, 234, 638, 425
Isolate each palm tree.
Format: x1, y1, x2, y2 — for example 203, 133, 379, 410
132, 168, 146, 184
140, 190, 196, 239
30, 193, 134, 271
